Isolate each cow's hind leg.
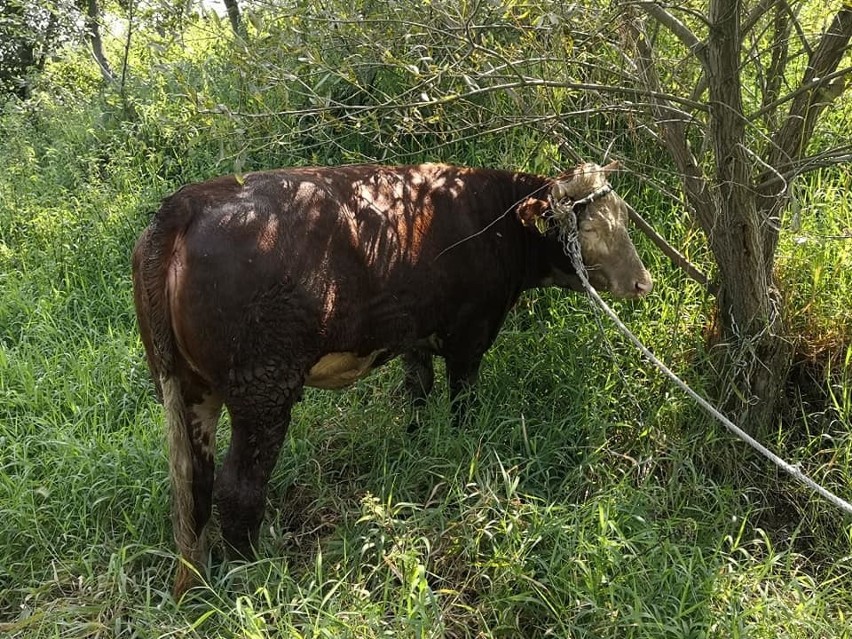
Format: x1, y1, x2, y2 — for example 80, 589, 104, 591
216, 380, 299, 559
163, 370, 222, 599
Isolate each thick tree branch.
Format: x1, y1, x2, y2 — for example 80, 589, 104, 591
757, 3, 791, 129
632, 1, 707, 63
223, 0, 245, 38
82, 0, 114, 84
621, 8, 715, 233
764, 8, 852, 170
627, 204, 717, 294
759, 6, 852, 261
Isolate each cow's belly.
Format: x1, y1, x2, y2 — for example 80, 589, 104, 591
304, 350, 387, 389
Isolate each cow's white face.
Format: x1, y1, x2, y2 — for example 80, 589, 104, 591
550, 162, 652, 298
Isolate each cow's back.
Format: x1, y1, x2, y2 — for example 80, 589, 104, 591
155, 164, 543, 388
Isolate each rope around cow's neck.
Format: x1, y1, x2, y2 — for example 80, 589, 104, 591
547, 182, 613, 231
551, 195, 852, 518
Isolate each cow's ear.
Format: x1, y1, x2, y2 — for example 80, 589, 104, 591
551, 181, 571, 201
602, 160, 620, 174
517, 196, 549, 231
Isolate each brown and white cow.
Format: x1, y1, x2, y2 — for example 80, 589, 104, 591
132, 162, 651, 596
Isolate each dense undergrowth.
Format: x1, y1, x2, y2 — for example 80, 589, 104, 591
1, 5, 851, 638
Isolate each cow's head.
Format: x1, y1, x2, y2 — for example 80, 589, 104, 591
520, 162, 653, 298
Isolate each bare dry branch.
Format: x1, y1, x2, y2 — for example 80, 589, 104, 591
199, 77, 710, 121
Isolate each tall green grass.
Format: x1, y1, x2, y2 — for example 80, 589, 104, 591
1, 19, 852, 639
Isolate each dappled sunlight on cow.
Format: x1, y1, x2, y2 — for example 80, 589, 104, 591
132, 162, 651, 597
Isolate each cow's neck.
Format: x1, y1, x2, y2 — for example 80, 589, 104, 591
506, 172, 567, 291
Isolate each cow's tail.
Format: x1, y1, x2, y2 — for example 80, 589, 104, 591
161, 369, 198, 597
132, 198, 189, 387
132, 197, 200, 596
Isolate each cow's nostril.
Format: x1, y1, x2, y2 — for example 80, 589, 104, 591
635, 279, 653, 295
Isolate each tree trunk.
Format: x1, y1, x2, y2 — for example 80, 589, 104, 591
710, 208, 793, 433
628, 1, 852, 434
706, 0, 792, 433
83, 0, 114, 84
223, 0, 245, 38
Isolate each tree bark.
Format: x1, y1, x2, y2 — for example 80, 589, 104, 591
223, 0, 245, 38
82, 0, 115, 84
705, 0, 792, 432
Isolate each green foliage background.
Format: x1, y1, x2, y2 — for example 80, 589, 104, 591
0, 2, 851, 637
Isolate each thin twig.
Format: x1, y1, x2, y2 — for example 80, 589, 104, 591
198, 78, 710, 120
758, 146, 852, 189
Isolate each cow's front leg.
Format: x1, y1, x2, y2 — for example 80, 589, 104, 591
444, 352, 483, 427
402, 349, 435, 432
402, 349, 434, 405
